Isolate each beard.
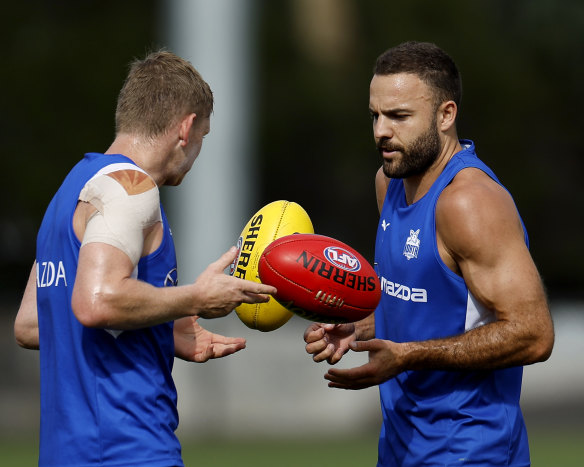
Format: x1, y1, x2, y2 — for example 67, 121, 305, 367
378, 117, 441, 179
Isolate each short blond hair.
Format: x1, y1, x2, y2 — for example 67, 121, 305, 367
115, 50, 213, 137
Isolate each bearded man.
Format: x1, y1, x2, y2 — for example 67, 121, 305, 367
304, 41, 554, 466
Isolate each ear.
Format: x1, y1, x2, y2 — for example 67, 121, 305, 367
438, 101, 457, 132
178, 113, 197, 147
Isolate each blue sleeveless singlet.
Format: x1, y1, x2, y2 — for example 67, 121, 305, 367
36, 153, 182, 466
374, 141, 530, 466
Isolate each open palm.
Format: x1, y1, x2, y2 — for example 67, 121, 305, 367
174, 316, 246, 363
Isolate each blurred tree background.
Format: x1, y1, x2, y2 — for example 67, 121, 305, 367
1, 0, 583, 307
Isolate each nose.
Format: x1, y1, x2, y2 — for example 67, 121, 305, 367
373, 115, 393, 141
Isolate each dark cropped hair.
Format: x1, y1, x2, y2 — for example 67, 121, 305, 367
374, 41, 462, 108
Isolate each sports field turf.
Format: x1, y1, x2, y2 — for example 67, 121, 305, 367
2, 429, 582, 466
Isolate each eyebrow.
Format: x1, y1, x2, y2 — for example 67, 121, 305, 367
369, 106, 412, 116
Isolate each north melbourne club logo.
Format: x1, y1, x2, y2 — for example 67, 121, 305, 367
403, 229, 421, 260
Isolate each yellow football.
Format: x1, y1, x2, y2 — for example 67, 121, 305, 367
230, 200, 314, 331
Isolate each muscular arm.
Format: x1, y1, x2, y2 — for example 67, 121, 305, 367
72, 243, 271, 329
413, 169, 554, 370
14, 262, 39, 349
326, 169, 554, 388
72, 169, 275, 330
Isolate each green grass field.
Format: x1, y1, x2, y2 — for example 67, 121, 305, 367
2, 430, 582, 466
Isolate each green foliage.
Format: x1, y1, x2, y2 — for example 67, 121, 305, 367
1, 0, 159, 293
2, 0, 583, 300
256, 0, 584, 298
1, 0, 159, 217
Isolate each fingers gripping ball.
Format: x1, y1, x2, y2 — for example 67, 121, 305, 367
258, 234, 381, 324
230, 201, 314, 331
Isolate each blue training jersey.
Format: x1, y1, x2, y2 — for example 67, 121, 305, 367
36, 153, 183, 466
374, 140, 530, 466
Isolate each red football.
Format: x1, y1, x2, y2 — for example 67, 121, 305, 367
258, 234, 381, 323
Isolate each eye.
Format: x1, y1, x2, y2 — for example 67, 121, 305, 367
369, 111, 378, 121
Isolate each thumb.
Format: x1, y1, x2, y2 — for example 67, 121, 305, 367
195, 344, 215, 363
213, 246, 239, 273
349, 340, 375, 353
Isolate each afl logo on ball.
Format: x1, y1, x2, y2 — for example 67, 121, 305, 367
324, 246, 361, 272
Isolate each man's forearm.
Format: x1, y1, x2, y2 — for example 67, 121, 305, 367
355, 313, 376, 341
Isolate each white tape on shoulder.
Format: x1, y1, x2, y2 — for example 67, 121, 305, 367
94, 163, 148, 177
79, 172, 161, 265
